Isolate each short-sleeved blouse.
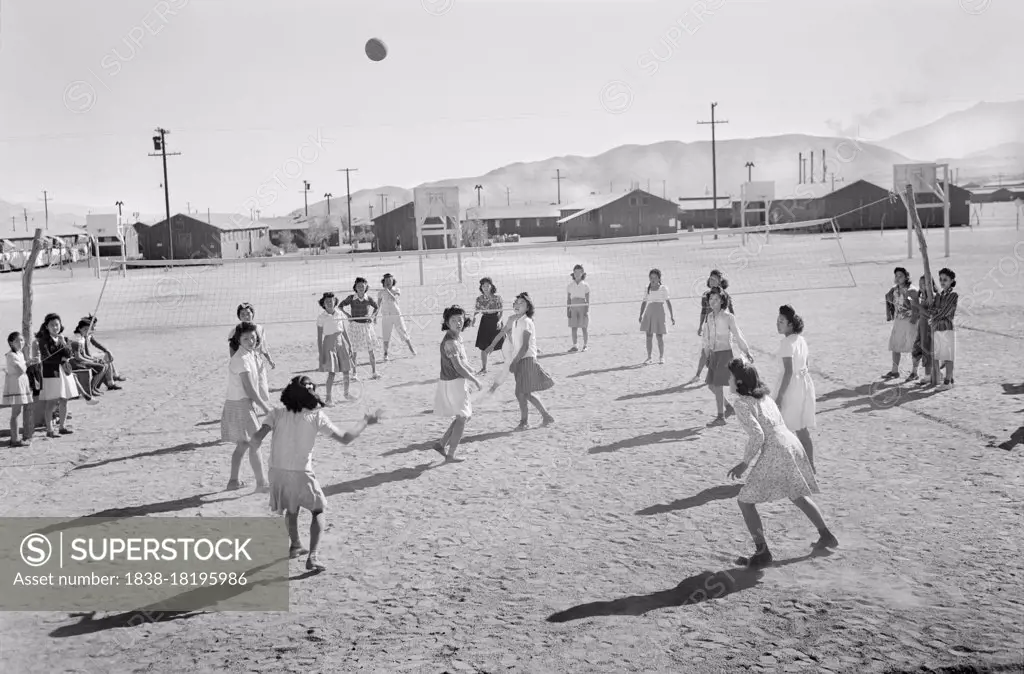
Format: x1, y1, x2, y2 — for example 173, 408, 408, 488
317, 311, 346, 336
475, 293, 503, 314
340, 295, 378, 323
643, 285, 670, 303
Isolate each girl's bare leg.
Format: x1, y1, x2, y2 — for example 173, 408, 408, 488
382, 340, 390, 360
656, 334, 665, 359
229, 441, 247, 483
248, 441, 266, 486
516, 395, 530, 426
713, 385, 725, 416
309, 511, 324, 554
9, 405, 22, 445
446, 416, 468, 459
792, 496, 837, 548
527, 394, 553, 423
21, 403, 33, 441
343, 373, 351, 398
325, 373, 336, 403
645, 333, 654, 360
795, 429, 814, 471
890, 352, 901, 374
57, 399, 69, 430
570, 327, 579, 347
480, 350, 489, 373
285, 512, 303, 552
738, 501, 767, 546
369, 351, 378, 376
581, 326, 589, 347
945, 360, 954, 382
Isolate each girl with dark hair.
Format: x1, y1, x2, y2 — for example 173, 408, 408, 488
697, 269, 734, 336
377, 274, 416, 362
502, 292, 555, 430
69, 318, 118, 397
725, 358, 837, 567
340, 278, 381, 379
640, 268, 675, 365
909, 274, 937, 384
248, 376, 382, 571
883, 267, 917, 379
702, 287, 753, 426
223, 321, 271, 492
80, 314, 125, 382
472, 277, 504, 374
433, 305, 483, 461
773, 305, 816, 470
35, 313, 79, 437
930, 268, 959, 389
3, 332, 33, 447
566, 264, 590, 352
316, 292, 354, 404
230, 303, 275, 401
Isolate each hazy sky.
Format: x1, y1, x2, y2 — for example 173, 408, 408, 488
0, 0, 1020, 215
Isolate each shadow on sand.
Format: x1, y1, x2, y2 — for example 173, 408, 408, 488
380, 430, 515, 457
73, 440, 222, 472
637, 484, 742, 516
547, 550, 832, 623
322, 462, 437, 496
568, 364, 644, 379
588, 427, 703, 454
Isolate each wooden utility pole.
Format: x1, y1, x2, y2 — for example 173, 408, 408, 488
505, 186, 511, 206
552, 169, 565, 205
149, 128, 180, 259
41, 190, 50, 230
698, 102, 728, 239
302, 181, 311, 216
903, 185, 939, 386
745, 161, 755, 182
22, 229, 44, 350
338, 168, 358, 247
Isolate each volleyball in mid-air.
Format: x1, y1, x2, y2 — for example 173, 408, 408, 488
365, 38, 388, 62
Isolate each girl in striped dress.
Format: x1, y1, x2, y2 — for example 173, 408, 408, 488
773, 305, 816, 472
726, 358, 837, 568
930, 268, 959, 390
703, 287, 753, 427
433, 305, 483, 462
340, 277, 381, 380
504, 292, 555, 431
377, 274, 416, 362
223, 321, 271, 492
639, 268, 675, 365
316, 293, 354, 405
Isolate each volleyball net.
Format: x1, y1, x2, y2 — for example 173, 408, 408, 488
92, 218, 855, 333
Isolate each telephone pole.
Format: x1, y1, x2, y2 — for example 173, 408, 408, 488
40, 190, 50, 229
23, 208, 29, 231
337, 168, 358, 247
552, 169, 565, 205
829, 173, 844, 192
505, 186, 511, 206
698, 102, 728, 239
302, 181, 311, 217
474, 184, 483, 207
376, 192, 387, 215
745, 161, 755, 182
149, 128, 180, 259
324, 193, 333, 216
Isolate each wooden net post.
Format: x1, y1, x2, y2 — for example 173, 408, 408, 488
21, 229, 44, 357
903, 186, 940, 386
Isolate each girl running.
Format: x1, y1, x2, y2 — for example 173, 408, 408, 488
566, 264, 590, 352
472, 277, 504, 374
639, 268, 675, 364
703, 287, 753, 426
223, 321, 271, 491
883, 267, 917, 380
316, 293, 354, 405
433, 305, 483, 462
377, 274, 416, 361
773, 305, 816, 471
504, 292, 555, 430
725, 358, 837, 568
3, 332, 34, 447
340, 278, 381, 379
930, 268, 959, 390
248, 375, 383, 572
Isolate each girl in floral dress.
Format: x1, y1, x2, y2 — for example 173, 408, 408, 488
340, 277, 381, 380
725, 358, 838, 568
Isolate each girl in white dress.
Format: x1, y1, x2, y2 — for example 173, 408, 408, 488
639, 268, 675, 364
773, 305, 816, 471
229, 303, 275, 403
726, 358, 837, 568
377, 274, 416, 361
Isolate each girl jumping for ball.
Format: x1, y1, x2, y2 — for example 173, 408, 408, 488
433, 305, 483, 462
248, 375, 383, 571
726, 358, 837, 568
490, 292, 555, 430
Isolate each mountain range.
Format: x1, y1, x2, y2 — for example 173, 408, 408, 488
2, 101, 1021, 230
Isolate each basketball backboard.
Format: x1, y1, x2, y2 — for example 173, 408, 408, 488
893, 163, 939, 195
413, 186, 460, 248
741, 181, 774, 203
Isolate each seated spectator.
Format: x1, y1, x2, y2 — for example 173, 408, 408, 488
81, 314, 126, 382
70, 319, 119, 395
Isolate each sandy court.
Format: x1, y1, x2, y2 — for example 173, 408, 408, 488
0, 214, 1022, 673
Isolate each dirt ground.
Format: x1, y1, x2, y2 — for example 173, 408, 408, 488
0, 212, 1021, 673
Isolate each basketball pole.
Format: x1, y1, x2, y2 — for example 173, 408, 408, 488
903, 185, 940, 387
